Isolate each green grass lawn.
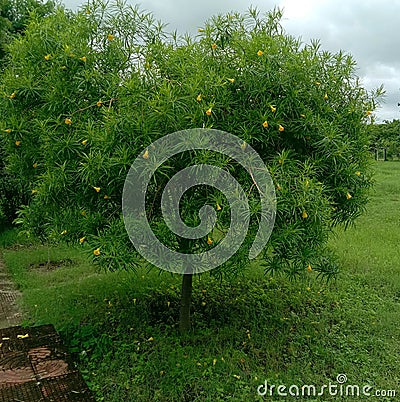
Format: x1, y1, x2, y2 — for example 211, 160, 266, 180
1, 161, 399, 401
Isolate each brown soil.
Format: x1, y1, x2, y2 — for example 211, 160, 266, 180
29, 258, 75, 272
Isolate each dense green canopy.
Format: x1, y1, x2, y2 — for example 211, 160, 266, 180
0, 1, 381, 280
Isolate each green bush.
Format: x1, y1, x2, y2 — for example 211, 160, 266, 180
0, 2, 381, 280
0, 0, 55, 64
0, 168, 19, 227
0, 0, 55, 227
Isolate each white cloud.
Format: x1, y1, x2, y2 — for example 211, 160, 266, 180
279, 0, 400, 121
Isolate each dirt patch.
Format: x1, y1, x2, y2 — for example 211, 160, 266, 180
29, 258, 76, 272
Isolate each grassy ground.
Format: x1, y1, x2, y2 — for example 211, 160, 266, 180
1, 161, 399, 401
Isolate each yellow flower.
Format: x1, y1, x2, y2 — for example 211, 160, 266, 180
307, 264, 312, 272
300, 114, 306, 118
201, 301, 206, 306
107, 33, 114, 41
241, 141, 247, 150
355, 171, 361, 176
233, 374, 241, 379
366, 110, 372, 116
257, 50, 263, 56
278, 159, 283, 164
278, 124, 285, 132
213, 358, 217, 366
31, 189, 38, 194
15, 140, 21, 146
16, 334, 29, 339
147, 337, 154, 342
44, 54, 51, 61
96, 100, 102, 107
270, 105, 276, 113
93, 186, 101, 193
346, 192, 352, 200
81, 139, 88, 145
93, 248, 101, 256
262, 120, 269, 128
160, 370, 165, 376
216, 203, 222, 211
211, 43, 217, 50
81, 210, 87, 216
3, 128, 12, 133
167, 301, 170, 307
64, 117, 72, 125
315, 81, 321, 86
142, 149, 149, 159
79, 56, 87, 62
324, 93, 328, 100
206, 108, 212, 116
276, 184, 282, 191
207, 236, 213, 245
227, 78, 235, 83
104, 195, 110, 199
306, 287, 311, 291
196, 93, 202, 102
9, 92, 16, 99
61, 230, 67, 235
33, 163, 38, 168
198, 28, 204, 32
79, 237, 86, 244
302, 210, 308, 219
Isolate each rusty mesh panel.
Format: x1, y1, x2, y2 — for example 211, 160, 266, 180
0, 380, 43, 400
39, 372, 96, 401
0, 290, 17, 303
0, 324, 95, 401
0, 350, 36, 385
0, 290, 19, 322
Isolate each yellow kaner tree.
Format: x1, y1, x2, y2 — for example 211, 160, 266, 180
0, 2, 382, 331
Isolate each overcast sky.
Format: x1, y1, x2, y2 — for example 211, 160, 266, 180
63, 0, 400, 122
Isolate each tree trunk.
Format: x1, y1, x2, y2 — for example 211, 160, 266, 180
179, 272, 193, 333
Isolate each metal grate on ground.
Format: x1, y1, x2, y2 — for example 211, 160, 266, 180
0, 324, 95, 401
0, 290, 21, 328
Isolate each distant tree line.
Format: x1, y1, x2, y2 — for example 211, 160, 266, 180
370, 120, 400, 160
